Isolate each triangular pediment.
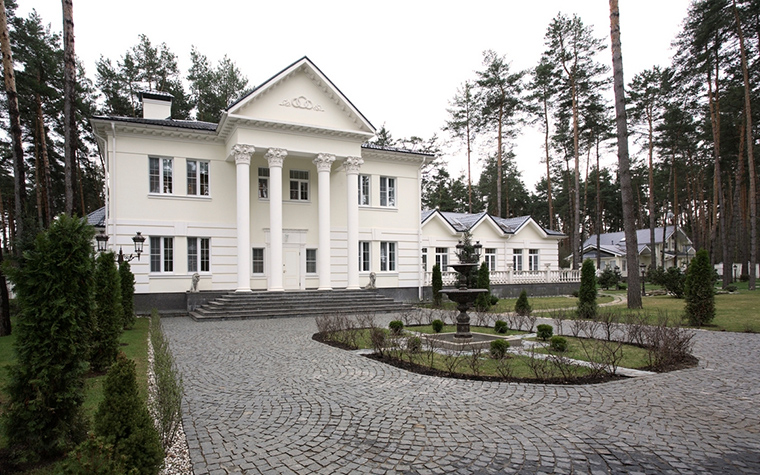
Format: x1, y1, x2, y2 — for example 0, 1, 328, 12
226, 57, 375, 137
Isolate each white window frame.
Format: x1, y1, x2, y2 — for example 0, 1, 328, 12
359, 174, 370, 206
289, 170, 309, 201
528, 249, 539, 271
422, 247, 428, 272
359, 241, 371, 272
252, 248, 265, 274
380, 176, 396, 207
380, 242, 396, 272
258, 167, 269, 199
306, 249, 317, 274
513, 249, 523, 271
485, 248, 497, 272
150, 236, 174, 273
435, 247, 448, 270
188, 237, 210, 273
186, 160, 210, 196
149, 156, 173, 194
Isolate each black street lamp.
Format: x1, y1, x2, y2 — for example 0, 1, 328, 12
96, 231, 145, 264
640, 263, 647, 296
733, 264, 738, 283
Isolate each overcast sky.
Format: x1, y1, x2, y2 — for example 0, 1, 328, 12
21, 0, 691, 190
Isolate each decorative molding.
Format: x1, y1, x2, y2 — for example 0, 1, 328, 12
313, 153, 336, 172
232, 144, 255, 165
280, 95, 325, 112
265, 148, 288, 167
344, 156, 363, 174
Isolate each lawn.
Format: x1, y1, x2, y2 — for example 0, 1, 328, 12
421, 294, 615, 312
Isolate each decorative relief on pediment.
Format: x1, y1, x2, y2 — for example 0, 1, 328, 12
279, 96, 325, 112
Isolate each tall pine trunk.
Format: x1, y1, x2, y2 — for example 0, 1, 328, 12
609, 0, 641, 308
63, 0, 77, 216
543, 96, 554, 229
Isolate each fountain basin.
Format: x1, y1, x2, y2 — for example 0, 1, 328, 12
421, 332, 523, 351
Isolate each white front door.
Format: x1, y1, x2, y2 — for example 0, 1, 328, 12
283, 247, 301, 289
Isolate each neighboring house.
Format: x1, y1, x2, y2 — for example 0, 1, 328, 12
90, 57, 431, 303
581, 226, 696, 276
420, 210, 573, 286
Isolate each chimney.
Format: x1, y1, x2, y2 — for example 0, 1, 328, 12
140, 90, 173, 120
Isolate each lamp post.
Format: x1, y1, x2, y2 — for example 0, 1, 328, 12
733, 264, 737, 283
95, 231, 145, 264
640, 263, 646, 296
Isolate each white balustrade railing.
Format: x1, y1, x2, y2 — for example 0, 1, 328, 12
424, 268, 581, 286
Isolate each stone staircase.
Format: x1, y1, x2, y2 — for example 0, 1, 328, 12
189, 289, 413, 321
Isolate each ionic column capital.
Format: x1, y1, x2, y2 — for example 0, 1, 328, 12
344, 156, 363, 174
314, 153, 336, 172
232, 144, 255, 165
265, 148, 287, 167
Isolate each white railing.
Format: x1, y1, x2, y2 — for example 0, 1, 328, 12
424, 268, 581, 286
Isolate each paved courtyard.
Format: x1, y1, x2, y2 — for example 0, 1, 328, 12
163, 315, 760, 474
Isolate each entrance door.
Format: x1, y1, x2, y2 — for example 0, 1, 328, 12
283, 247, 301, 289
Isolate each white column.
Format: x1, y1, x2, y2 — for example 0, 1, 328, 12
233, 144, 255, 293
314, 153, 335, 290
266, 148, 287, 291
345, 156, 363, 289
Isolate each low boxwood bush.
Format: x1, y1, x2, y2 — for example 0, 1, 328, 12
388, 320, 404, 335
494, 320, 508, 334
489, 339, 510, 359
431, 319, 444, 333
550, 335, 568, 352
406, 336, 422, 353
536, 324, 553, 341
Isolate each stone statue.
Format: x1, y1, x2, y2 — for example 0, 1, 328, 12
364, 271, 376, 289
190, 273, 200, 292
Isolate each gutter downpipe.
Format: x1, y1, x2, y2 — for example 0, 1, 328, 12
418, 156, 428, 301
91, 122, 113, 247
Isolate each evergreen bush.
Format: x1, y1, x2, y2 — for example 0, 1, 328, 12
550, 335, 568, 352
91, 251, 124, 373
493, 320, 508, 334
663, 267, 686, 298
577, 259, 597, 320
119, 261, 136, 329
95, 353, 164, 475
3, 214, 94, 458
432, 264, 443, 307
61, 435, 126, 475
388, 320, 404, 335
474, 262, 492, 311
536, 324, 553, 341
598, 266, 621, 290
406, 336, 422, 353
684, 249, 715, 327
431, 319, 444, 333
489, 339, 510, 359
150, 310, 184, 450
514, 290, 532, 316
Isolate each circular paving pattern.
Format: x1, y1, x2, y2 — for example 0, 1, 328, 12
162, 314, 760, 474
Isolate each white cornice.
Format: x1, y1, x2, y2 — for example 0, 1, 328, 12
221, 114, 374, 142
360, 147, 428, 164
91, 119, 221, 143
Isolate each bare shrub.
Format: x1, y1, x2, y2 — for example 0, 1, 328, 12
597, 311, 617, 341
493, 354, 514, 379
370, 327, 387, 358
570, 317, 584, 338
356, 311, 376, 330
400, 309, 416, 326
441, 348, 463, 374
624, 312, 647, 346
545, 351, 581, 380
552, 309, 569, 335
465, 347, 484, 376
642, 314, 696, 370
526, 349, 555, 379
473, 310, 490, 328
525, 314, 538, 333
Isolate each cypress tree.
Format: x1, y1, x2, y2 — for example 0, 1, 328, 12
432, 263, 443, 307
90, 251, 123, 373
577, 259, 597, 319
684, 249, 715, 326
515, 289, 532, 316
475, 261, 492, 311
3, 214, 93, 458
119, 261, 136, 329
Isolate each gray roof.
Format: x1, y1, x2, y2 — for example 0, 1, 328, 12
422, 210, 564, 236
87, 207, 105, 227
583, 226, 689, 249
92, 115, 218, 131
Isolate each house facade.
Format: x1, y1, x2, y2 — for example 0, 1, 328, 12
91, 57, 430, 304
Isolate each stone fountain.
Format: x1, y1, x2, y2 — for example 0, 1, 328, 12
443, 233, 487, 340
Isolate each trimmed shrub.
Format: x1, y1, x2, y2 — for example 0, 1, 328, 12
490, 295, 499, 305
514, 290, 532, 316
431, 319, 444, 333
406, 336, 422, 353
119, 261, 136, 329
618, 283, 627, 290
489, 339, 510, 359
150, 311, 184, 450
550, 335, 568, 352
474, 262, 492, 311
3, 214, 94, 458
577, 259, 597, 319
725, 284, 738, 292
685, 249, 715, 327
95, 353, 164, 475
61, 435, 126, 475
598, 266, 621, 290
91, 251, 124, 373
494, 320, 508, 334
388, 320, 404, 335
536, 324, 553, 341
432, 264, 443, 307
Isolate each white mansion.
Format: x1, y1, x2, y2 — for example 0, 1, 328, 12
91, 57, 568, 303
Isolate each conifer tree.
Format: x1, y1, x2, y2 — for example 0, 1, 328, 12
475, 261, 492, 311
432, 263, 443, 307
90, 251, 123, 372
119, 260, 135, 329
685, 249, 715, 326
577, 259, 597, 319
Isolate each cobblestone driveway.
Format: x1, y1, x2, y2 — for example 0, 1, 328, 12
162, 315, 760, 474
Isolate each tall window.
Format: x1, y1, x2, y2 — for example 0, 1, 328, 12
252, 248, 265, 274
485, 248, 497, 271
149, 157, 173, 194
306, 249, 317, 274
380, 242, 396, 272
358, 174, 370, 205
422, 247, 428, 272
513, 249, 523, 271
258, 167, 269, 199
528, 249, 539, 271
289, 170, 309, 201
435, 247, 448, 270
380, 176, 396, 207
187, 160, 210, 196
150, 237, 173, 272
188, 237, 210, 272
359, 241, 370, 272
